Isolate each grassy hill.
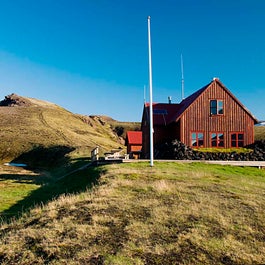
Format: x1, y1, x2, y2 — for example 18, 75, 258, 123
255, 125, 265, 141
0, 162, 265, 264
0, 94, 140, 219
0, 94, 126, 165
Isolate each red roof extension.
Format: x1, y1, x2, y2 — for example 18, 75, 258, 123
126, 131, 142, 145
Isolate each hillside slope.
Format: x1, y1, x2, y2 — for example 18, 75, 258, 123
0, 94, 123, 163
255, 125, 265, 141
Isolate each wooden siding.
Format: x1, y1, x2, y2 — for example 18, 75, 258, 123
180, 81, 254, 148
141, 120, 180, 157
142, 123, 150, 156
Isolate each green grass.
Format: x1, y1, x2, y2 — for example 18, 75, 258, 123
0, 157, 100, 220
0, 181, 39, 213
194, 147, 252, 153
0, 166, 42, 214
1, 162, 265, 264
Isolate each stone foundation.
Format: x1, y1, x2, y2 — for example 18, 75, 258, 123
155, 140, 265, 161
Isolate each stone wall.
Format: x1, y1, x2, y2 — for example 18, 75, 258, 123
155, 140, 265, 161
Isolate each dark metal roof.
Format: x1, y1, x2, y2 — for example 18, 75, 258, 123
144, 103, 180, 126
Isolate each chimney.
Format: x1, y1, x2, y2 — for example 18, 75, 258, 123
168, 96, 172, 104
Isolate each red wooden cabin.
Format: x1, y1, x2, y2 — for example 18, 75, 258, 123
141, 78, 258, 157
126, 131, 142, 159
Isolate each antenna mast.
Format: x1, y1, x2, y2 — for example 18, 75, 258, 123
144, 85, 146, 104
181, 53, 185, 100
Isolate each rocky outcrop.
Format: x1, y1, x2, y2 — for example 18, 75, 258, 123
155, 140, 265, 161
0, 93, 32, 107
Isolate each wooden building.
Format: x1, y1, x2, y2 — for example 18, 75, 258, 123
141, 78, 258, 156
126, 131, 142, 159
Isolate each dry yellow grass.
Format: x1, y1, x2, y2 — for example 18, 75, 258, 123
0, 95, 124, 163
255, 125, 265, 141
0, 162, 265, 264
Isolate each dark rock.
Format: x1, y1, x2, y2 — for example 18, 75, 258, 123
0, 93, 32, 107
155, 139, 265, 161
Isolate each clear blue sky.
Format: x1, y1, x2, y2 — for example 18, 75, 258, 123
0, 0, 264, 121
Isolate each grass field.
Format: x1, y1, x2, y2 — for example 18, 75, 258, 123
0, 155, 95, 220
0, 165, 41, 213
0, 162, 265, 264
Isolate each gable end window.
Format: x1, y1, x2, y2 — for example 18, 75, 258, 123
230, 133, 244, 147
191, 132, 204, 147
211, 132, 224, 147
210, 100, 223, 115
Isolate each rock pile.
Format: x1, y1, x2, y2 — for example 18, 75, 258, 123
155, 140, 265, 161
0, 93, 32, 107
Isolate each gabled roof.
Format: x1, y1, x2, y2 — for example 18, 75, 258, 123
171, 82, 210, 123
213, 79, 258, 124
126, 131, 142, 145
142, 78, 258, 125
172, 78, 258, 124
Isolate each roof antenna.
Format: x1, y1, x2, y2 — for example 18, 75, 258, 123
144, 85, 146, 104
181, 53, 185, 100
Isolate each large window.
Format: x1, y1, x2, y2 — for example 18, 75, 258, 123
191, 132, 204, 147
211, 132, 224, 147
210, 100, 223, 115
230, 133, 244, 147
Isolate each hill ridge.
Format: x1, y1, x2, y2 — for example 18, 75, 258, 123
0, 93, 140, 164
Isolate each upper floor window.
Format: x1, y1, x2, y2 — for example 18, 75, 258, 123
211, 132, 224, 147
191, 132, 204, 147
210, 100, 223, 115
231, 133, 244, 147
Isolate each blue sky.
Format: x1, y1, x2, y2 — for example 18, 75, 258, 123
0, 0, 264, 121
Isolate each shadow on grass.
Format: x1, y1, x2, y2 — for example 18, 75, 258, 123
1, 166, 102, 222
0, 146, 102, 222
12, 145, 76, 169
0, 173, 47, 185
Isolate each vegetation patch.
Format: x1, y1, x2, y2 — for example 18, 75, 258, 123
0, 160, 100, 221
255, 125, 265, 141
194, 147, 252, 153
0, 162, 265, 264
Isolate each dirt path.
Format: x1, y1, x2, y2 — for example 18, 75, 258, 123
38, 110, 72, 145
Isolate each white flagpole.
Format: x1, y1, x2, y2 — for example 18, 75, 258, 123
147, 16, 154, 167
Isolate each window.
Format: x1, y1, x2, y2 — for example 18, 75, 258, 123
153, 109, 168, 115
191, 132, 204, 147
211, 132, 224, 147
230, 133, 244, 147
210, 100, 223, 115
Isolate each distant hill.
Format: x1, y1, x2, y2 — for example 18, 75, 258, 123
255, 125, 265, 141
0, 93, 139, 164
